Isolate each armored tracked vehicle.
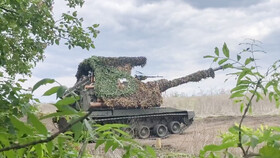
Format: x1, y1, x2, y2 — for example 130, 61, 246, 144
61, 56, 221, 138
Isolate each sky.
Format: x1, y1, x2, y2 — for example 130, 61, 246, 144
25, 0, 280, 102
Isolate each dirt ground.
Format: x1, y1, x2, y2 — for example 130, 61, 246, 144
138, 115, 280, 156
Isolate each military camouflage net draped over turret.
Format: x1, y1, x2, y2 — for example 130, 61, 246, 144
75, 56, 216, 108
103, 81, 162, 108
75, 56, 162, 108
76, 56, 147, 80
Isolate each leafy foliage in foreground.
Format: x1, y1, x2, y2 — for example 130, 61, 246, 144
201, 40, 280, 157
0, 79, 156, 157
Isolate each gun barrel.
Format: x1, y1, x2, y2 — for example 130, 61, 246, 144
145, 75, 163, 78
153, 67, 223, 92
135, 75, 163, 80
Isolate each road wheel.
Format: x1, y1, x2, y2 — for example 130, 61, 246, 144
168, 121, 181, 134
137, 126, 150, 139
154, 124, 168, 137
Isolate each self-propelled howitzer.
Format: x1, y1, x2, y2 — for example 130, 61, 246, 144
59, 56, 222, 138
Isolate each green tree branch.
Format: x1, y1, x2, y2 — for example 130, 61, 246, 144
0, 111, 92, 153
238, 79, 261, 156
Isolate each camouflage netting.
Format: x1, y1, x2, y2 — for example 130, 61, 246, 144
75, 56, 147, 99
75, 56, 215, 108
75, 56, 146, 80
155, 68, 215, 92
104, 68, 215, 108
75, 56, 161, 108
103, 81, 162, 108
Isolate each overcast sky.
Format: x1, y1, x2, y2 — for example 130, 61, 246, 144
26, 0, 280, 102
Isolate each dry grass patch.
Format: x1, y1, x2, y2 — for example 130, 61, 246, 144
163, 94, 279, 118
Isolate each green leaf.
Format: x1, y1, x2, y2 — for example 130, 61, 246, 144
259, 146, 280, 158
223, 63, 233, 69
240, 103, 244, 113
57, 86, 67, 98
46, 141, 53, 154
237, 69, 249, 83
209, 152, 215, 158
71, 121, 83, 141
237, 55, 241, 61
256, 91, 263, 102
104, 124, 129, 128
10, 115, 33, 135
17, 148, 26, 158
230, 90, 245, 99
72, 11, 77, 17
146, 146, 156, 157
43, 86, 60, 96
55, 39, 59, 45
111, 143, 119, 151
56, 97, 77, 107
273, 84, 280, 95
214, 47, 219, 56
238, 80, 251, 85
274, 141, 280, 148
250, 135, 259, 148
204, 55, 215, 58
28, 112, 48, 136
32, 78, 55, 92
93, 24, 100, 28
34, 144, 43, 158
200, 141, 236, 156
114, 128, 130, 137
241, 135, 250, 144
0, 133, 11, 146
103, 131, 113, 136
95, 139, 106, 149
269, 92, 274, 102
265, 81, 273, 89
248, 105, 253, 114
57, 136, 64, 155
245, 58, 252, 65
18, 79, 27, 82
263, 129, 271, 140
222, 43, 229, 58
231, 85, 249, 93
218, 58, 228, 65
105, 140, 114, 152
96, 126, 111, 132
5, 150, 16, 158
213, 57, 218, 62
